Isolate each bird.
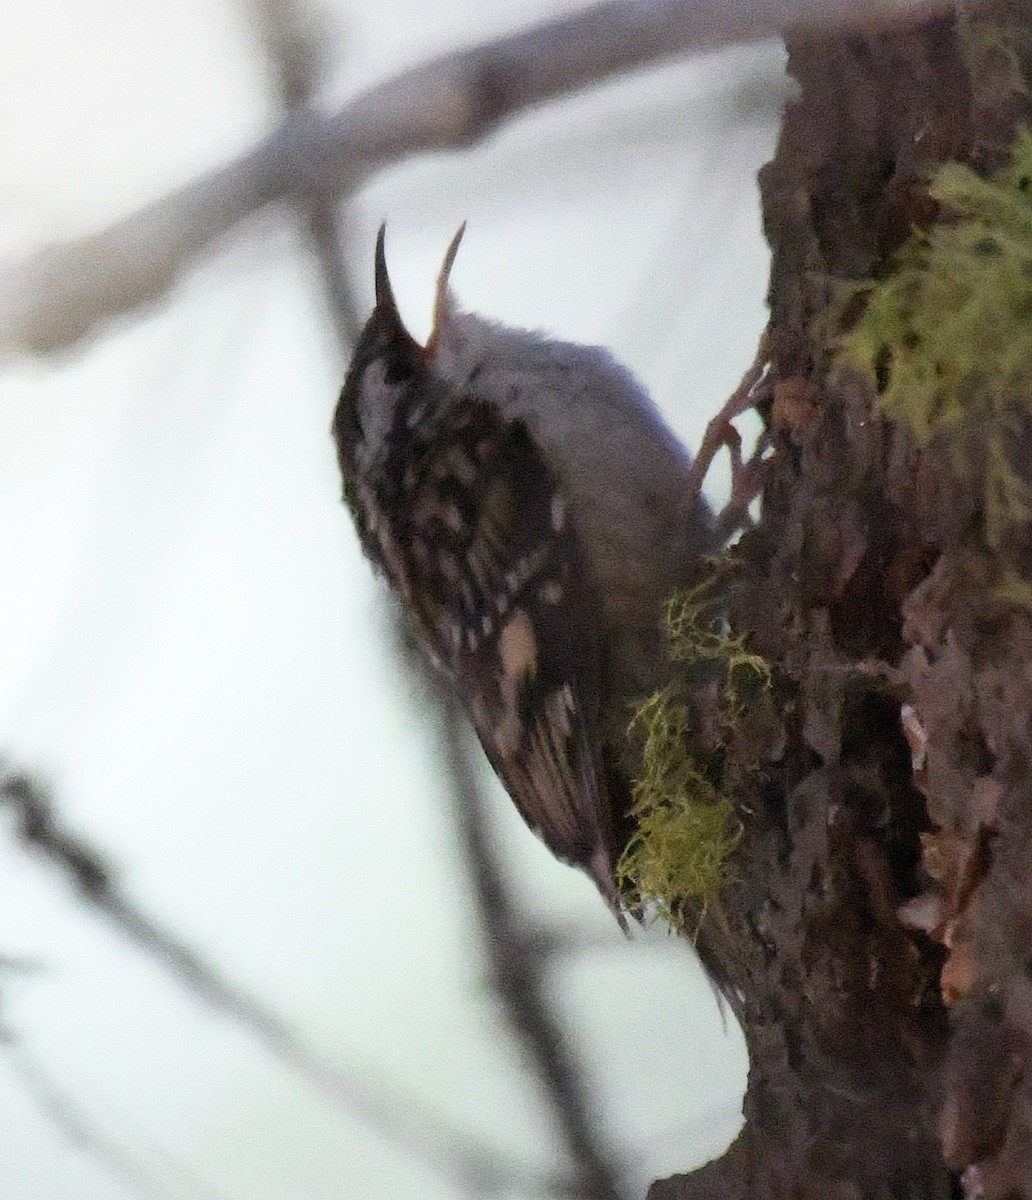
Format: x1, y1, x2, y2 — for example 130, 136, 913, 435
333, 224, 715, 924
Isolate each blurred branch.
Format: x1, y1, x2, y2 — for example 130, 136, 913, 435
440, 696, 631, 1200
0, 0, 950, 360
5, 1042, 193, 1200
249, 0, 364, 349
251, 3, 627, 1192
0, 953, 46, 976
0, 954, 46, 1044
412, 653, 631, 1200
0, 769, 546, 1198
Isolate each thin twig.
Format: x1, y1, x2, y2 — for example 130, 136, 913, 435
0, 0, 951, 360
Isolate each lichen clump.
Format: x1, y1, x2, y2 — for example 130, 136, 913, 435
618, 589, 770, 927
842, 127, 1032, 550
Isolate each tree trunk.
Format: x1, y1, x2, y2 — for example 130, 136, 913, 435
653, 6, 1032, 1197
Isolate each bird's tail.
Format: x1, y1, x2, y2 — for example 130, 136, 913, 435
588, 846, 641, 937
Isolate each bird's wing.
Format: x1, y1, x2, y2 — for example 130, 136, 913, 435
396, 400, 624, 893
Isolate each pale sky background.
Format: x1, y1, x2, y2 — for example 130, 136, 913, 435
0, 2, 778, 1197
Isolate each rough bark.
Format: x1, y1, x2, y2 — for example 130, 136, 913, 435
654, 6, 1032, 1198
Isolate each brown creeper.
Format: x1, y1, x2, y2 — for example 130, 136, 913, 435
333, 226, 715, 923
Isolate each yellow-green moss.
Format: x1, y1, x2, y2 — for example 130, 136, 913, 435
840, 127, 1032, 549
618, 588, 770, 928
665, 590, 771, 716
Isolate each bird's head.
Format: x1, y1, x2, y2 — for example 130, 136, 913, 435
333, 224, 466, 497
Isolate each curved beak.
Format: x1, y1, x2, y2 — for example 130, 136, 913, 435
427, 222, 466, 355
374, 225, 413, 337
372, 223, 423, 366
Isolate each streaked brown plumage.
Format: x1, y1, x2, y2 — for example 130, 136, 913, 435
333, 226, 714, 923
